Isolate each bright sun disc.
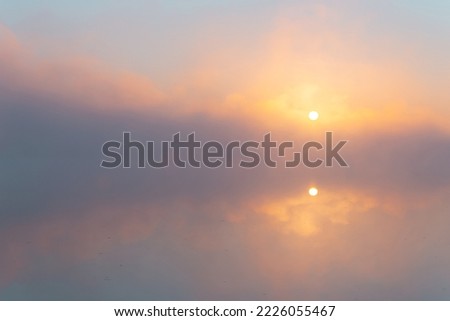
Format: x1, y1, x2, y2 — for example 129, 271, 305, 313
308, 111, 319, 120
308, 187, 318, 196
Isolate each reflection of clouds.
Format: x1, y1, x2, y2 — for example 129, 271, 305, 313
252, 189, 376, 236
247, 182, 450, 238
0, 203, 161, 286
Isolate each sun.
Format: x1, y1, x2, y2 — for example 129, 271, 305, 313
308, 187, 318, 196
308, 111, 319, 121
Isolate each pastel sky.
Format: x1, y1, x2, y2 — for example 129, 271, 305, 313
0, 0, 450, 300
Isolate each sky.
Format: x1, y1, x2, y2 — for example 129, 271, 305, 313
0, 0, 450, 300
